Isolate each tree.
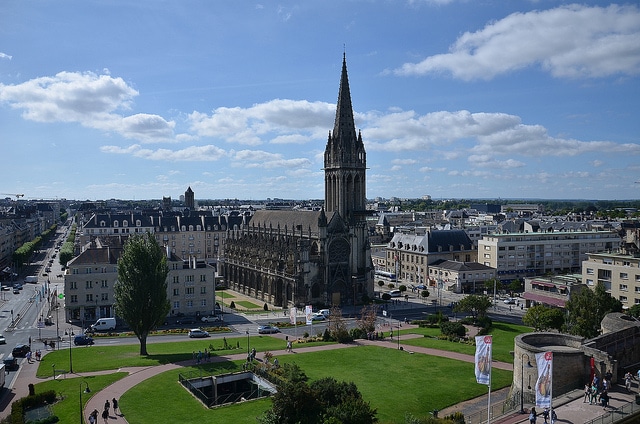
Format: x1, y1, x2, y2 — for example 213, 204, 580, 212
357, 305, 379, 334
114, 233, 170, 355
628, 304, 640, 318
564, 282, 623, 338
522, 305, 564, 332
508, 278, 523, 294
453, 295, 492, 320
327, 306, 351, 343
259, 366, 377, 424
420, 290, 430, 303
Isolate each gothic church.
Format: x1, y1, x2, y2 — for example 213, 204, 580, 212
222, 55, 373, 309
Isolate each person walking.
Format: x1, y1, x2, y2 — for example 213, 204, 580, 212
112, 397, 119, 415
529, 406, 537, 424
104, 399, 110, 416
625, 371, 634, 392
101, 408, 109, 423
583, 383, 590, 402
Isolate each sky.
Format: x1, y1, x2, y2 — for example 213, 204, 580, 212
1, 1, 639, 202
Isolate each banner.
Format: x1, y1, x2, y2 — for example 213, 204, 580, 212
289, 307, 297, 325
474, 335, 492, 385
305, 305, 313, 325
535, 351, 553, 408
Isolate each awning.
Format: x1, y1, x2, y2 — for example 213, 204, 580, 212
523, 292, 566, 307
531, 281, 555, 288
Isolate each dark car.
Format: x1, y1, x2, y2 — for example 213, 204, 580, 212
12, 344, 31, 357
3, 356, 18, 371
74, 335, 94, 346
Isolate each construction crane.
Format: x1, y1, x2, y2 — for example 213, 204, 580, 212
0, 193, 24, 199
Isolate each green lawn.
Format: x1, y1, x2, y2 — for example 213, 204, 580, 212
35, 335, 332, 377
32, 322, 527, 423
119, 346, 512, 424
399, 321, 531, 363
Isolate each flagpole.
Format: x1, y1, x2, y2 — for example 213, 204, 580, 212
487, 370, 492, 424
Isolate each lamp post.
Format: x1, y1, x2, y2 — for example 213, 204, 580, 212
520, 353, 533, 414
64, 327, 74, 373
246, 330, 250, 357
79, 381, 90, 424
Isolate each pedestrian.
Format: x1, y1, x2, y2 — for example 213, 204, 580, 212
529, 406, 537, 423
88, 413, 96, 424
590, 383, 598, 404
101, 408, 109, 423
112, 397, 118, 415
104, 399, 110, 415
583, 383, 590, 402
550, 409, 557, 424
542, 408, 549, 424
599, 389, 609, 410
389, 329, 393, 340
26, 351, 32, 364
625, 371, 633, 392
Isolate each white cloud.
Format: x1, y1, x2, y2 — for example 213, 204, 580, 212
188, 99, 333, 146
394, 4, 640, 80
232, 149, 312, 169
101, 144, 227, 161
0, 52, 12, 60
0, 71, 176, 142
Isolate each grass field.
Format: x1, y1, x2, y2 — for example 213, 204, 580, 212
33, 321, 527, 423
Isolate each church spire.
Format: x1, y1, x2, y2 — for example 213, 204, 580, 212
324, 53, 367, 221
332, 52, 357, 145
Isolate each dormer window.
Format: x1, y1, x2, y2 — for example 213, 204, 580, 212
136, 220, 142, 227
123, 220, 129, 227
100, 221, 106, 227
113, 220, 119, 227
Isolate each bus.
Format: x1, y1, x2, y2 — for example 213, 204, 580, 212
375, 270, 397, 281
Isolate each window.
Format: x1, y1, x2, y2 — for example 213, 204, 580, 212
185, 287, 194, 295
620, 272, 629, 280
200, 275, 206, 282
101, 293, 108, 301
200, 287, 207, 294
101, 280, 108, 288
173, 289, 179, 296
586, 268, 594, 275
200, 299, 207, 307
484, 253, 490, 258
70, 295, 77, 303
86, 294, 94, 302
619, 295, 628, 303
620, 284, 628, 291
484, 245, 491, 250
70, 281, 77, 289
173, 301, 180, 309
586, 279, 594, 285
85, 281, 93, 289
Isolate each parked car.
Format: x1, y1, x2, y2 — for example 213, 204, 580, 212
503, 298, 516, 304
388, 289, 402, 297
74, 335, 94, 346
12, 344, 30, 357
200, 315, 220, 323
0, 334, 5, 344
258, 325, 280, 334
311, 313, 325, 321
3, 356, 18, 371
188, 328, 210, 338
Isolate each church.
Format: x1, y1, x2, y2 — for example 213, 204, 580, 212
222, 54, 374, 309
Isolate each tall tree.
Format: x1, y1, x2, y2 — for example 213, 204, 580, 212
564, 282, 623, 339
523, 305, 564, 332
453, 295, 492, 320
114, 233, 170, 355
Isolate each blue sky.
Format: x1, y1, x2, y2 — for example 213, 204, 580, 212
1, 1, 639, 201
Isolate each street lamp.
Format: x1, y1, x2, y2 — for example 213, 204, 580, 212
520, 353, 533, 414
79, 381, 90, 424
246, 330, 250, 357
64, 327, 74, 373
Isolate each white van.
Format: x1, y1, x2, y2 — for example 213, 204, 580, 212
90, 317, 116, 331
388, 289, 402, 298
24, 276, 38, 283
318, 309, 330, 318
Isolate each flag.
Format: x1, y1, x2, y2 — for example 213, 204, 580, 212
305, 305, 313, 325
474, 335, 492, 385
289, 307, 297, 325
535, 351, 553, 408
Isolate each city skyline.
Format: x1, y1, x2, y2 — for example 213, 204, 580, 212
1, 1, 639, 201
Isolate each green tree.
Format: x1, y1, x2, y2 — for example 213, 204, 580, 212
522, 305, 564, 331
564, 283, 623, 338
628, 304, 640, 318
420, 290, 430, 303
453, 295, 492, 320
114, 233, 170, 355
508, 278, 523, 294
259, 366, 377, 424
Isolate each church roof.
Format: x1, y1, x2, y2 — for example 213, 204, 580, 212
249, 209, 336, 234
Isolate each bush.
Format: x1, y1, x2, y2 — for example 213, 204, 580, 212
229, 301, 236, 309
440, 321, 466, 338
263, 303, 269, 311
387, 283, 395, 289
349, 327, 366, 340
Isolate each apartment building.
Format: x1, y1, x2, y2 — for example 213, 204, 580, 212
478, 230, 621, 282
428, 259, 495, 294
64, 239, 216, 324
583, 252, 640, 308
383, 230, 476, 288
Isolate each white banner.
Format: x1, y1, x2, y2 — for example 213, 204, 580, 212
289, 307, 297, 325
535, 351, 553, 408
305, 305, 313, 325
474, 335, 492, 385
